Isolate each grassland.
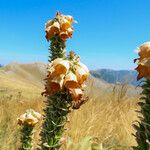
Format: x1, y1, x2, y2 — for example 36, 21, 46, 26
0, 63, 140, 149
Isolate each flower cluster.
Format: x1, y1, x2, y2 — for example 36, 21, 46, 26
45, 12, 75, 41
135, 42, 150, 80
44, 52, 89, 108
18, 109, 42, 126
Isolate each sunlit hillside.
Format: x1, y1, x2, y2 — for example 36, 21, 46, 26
0, 63, 140, 149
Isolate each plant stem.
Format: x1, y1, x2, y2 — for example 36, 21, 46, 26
19, 124, 34, 150
133, 79, 150, 150
41, 36, 72, 149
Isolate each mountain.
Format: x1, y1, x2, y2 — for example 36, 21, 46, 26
1, 63, 140, 87
90, 69, 140, 86
0, 62, 141, 98
0, 62, 47, 98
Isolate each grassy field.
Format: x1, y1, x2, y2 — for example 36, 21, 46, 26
0, 63, 140, 149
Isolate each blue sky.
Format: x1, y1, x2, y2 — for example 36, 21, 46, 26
0, 0, 150, 70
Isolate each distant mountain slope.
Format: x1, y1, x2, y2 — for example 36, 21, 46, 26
2, 62, 47, 87
0, 62, 47, 98
0, 62, 141, 98
90, 69, 140, 86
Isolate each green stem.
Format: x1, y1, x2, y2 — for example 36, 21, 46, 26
133, 79, 150, 150
49, 36, 66, 61
41, 91, 72, 150
41, 36, 72, 149
19, 124, 34, 150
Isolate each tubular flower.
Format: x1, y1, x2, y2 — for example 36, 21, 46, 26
59, 31, 69, 41
135, 42, 150, 80
78, 62, 89, 73
67, 27, 74, 38
75, 64, 89, 85
45, 12, 75, 41
64, 71, 79, 89
138, 42, 150, 59
52, 58, 70, 75
69, 88, 83, 101
17, 109, 41, 126
49, 74, 65, 93
44, 57, 89, 99
61, 18, 71, 30
64, 15, 74, 24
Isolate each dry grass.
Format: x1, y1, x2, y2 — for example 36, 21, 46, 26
0, 76, 140, 150
0, 90, 43, 150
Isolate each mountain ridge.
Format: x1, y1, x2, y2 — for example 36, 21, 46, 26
90, 68, 139, 86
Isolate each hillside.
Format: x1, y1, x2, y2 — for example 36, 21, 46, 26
0, 62, 47, 99
91, 69, 140, 86
0, 62, 140, 149
0, 62, 140, 97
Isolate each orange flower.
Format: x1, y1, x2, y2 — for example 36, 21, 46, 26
59, 31, 69, 41
138, 42, 150, 59
45, 13, 75, 41
135, 42, 150, 80
69, 88, 83, 101
45, 22, 60, 40
52, 58, 70, 75
64, 71, 80, 89
78, 62, 89, 73
45, 20, 53, 28
74, 62, 89, 85
17, 109, 41, 126
136, 58, 150, 80
64, 15, 74, 24
49, 74, 65, 93
61, 18, 71, 31
67, 28, 74, 38
75, 65, 89, 85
